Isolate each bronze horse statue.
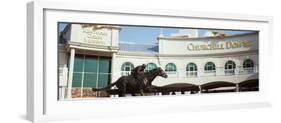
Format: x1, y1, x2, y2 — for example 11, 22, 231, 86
92, 67, 168, 97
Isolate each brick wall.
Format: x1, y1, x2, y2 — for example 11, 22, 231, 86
71, 88, 109, 98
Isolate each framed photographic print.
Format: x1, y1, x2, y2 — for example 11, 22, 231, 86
27, 0, 273, 122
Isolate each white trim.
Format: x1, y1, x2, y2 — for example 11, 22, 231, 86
80, 53, 86, 98
66, 48, 75, 99
27, 1, 273, 122
37, 0, 272, 22
111, 53, 116, 83
27, 2, 35, 121
27, 1, 44, 122
117, 50, 258, 58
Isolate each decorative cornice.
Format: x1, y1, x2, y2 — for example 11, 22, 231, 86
65, 41, 120, 53
81, 24, 122, 30
117, 50, 258, 58
157, 32, 258, 41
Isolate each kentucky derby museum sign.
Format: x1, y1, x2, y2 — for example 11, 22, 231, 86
63, 24, 121, 47
82, 26, 109, 45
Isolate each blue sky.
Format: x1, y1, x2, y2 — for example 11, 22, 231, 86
59, 23, 255, 44
118, 26, 179, 44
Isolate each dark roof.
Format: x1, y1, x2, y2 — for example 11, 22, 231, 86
119, 43, 158, 52
239, 79, 259, 87
201, 81, 236, 90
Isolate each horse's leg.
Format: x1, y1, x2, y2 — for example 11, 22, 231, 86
136, 80, 145, 96
131, 92, 137, 96
147, 88, 157, 93
139, 89, 144, 96
119, 82, 126, 97
118, 90, 125, 97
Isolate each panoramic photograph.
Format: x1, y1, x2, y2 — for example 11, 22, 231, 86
57, 23, 259, 100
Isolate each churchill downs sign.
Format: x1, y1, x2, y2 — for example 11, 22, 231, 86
187, 41, 253, 51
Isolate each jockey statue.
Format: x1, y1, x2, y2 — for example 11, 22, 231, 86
131, 64, 147, 95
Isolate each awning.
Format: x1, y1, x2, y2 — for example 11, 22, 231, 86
201, 81, 236, 90
238, 79, 259, 91
239, 79, 259, 88
153, 83, 200, 92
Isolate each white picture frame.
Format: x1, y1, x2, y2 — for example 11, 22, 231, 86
27, 0, 273, 122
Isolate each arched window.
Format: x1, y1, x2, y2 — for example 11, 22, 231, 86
145, 63, 157, 72
204, 62, 216, 73
165, 63, 177, 72
186, 63, 197, 77
121, 62, 134, 76
243, 59, 254, 68
186, 63, 197, 71
225, 60, 236, 75
243, 59, 254, 73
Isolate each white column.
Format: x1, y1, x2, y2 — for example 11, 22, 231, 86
255, 65, 259, 73
197, 68, 202, 77
66, 48, 75, 99
61, 87, 66, 99
110, 53, 116, 86
198, 85, 202, 94
235, 67, 240, 75
236, 83, 239, 92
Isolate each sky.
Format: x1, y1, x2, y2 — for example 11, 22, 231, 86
59, 23, 255, 45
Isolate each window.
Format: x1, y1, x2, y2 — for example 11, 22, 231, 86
204, 62, 216, 73
145, 63, 157, 72
243, 59, 254, 73
243, 59, 254, 68
121, 62, 134, 76
165, 63, 177, 72
72, 54, 111, 88
186, 63, 197, 77
165, 63, 177, 76
225, 60, 236, 75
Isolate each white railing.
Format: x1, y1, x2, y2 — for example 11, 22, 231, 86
225, 69, 235, 76
166, 71, 177, 74
186, 71, 197, 77
121, 71, 131, 76
239, 67, 255, 74
166, 71, 178, 78
244, 67, 254, 74
119, 67, 258, 78
204, 70, 216, 76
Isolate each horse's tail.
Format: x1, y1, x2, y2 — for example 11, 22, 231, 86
92, 81, 117, 91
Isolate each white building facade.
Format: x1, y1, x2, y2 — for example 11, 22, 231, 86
58, 24, 259, 99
